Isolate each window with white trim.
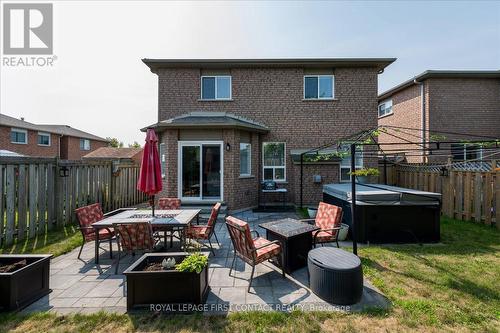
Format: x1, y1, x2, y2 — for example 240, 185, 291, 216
80, 139, 91, 151
378, 99, 393, 117
10, 128, 27, 144
37, 132, 51, 146
263, 142, 286, 181
240, 143, 252, 176
201, 76, 231, 100
159, 142, 166, 178
340, 144, 363, 182
304, 75, 334, 99
451, 143, 483, 161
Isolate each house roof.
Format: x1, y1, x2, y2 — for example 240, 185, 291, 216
142, 58, 396, 72
83, 147, 143, 160
378, 70, 500, 101
0, 113, 108, 141
143, 112, 270, 133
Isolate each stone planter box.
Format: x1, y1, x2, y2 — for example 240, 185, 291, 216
0, 254, 52, 312
123, 252, 209, 310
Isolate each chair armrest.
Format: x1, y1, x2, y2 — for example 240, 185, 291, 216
79, 226, 94, 231
250, 229, 260, 238
299, 218, 316, 225
253, 239, 281, 251
313, 227, 341, 239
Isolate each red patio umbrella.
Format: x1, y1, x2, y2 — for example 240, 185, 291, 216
137, 128, 163, 216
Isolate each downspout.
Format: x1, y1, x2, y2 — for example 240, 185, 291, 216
414, 79, 425, 162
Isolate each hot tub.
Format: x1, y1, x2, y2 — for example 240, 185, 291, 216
323, 183, 441, 244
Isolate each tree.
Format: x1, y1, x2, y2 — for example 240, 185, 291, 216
107, 137, 124, 148
128, 141, 141, 148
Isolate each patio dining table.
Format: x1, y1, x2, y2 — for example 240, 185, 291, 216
91, 209, 201, 264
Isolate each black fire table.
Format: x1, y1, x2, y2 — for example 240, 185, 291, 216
259, 218, 319, 274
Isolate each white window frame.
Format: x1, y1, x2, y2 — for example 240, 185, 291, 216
37, 132, 51, 146
239, 143, 252, 176
452, 143, 483, 161
159, 142, 166, 178
303, 75, 335, 100
10, 128, 28, 144
340, 144, 363, 182
200, 75, 232, 100
80, 138, 91, 151
378, 99, 393, 118
262, 142, 286, 182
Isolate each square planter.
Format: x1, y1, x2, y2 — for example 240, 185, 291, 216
123, 252, 209, 310
0, 254, 52, 312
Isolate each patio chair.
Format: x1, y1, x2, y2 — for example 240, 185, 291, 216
75, 203, 114, 260
226, 216, 285, 291
186, 202, 222, 255
158, 197, 181, 210
302, 202, 343, 248
112, 222, 155, 274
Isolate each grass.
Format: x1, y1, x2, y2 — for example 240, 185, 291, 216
0, 224, 82, 257
0, 217, 498, 332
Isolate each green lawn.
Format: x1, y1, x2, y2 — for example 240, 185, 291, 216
0, 217, 498, 332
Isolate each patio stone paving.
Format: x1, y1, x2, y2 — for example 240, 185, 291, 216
22, 210, 389, 315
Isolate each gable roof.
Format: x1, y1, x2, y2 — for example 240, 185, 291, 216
83, 147, 143, 159
143, 112, 270, 133
0, 113, 107, 141
379, 70, 500, 101
142, 58, 396, 72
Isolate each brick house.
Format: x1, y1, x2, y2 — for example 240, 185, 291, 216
0, 113, 108, 160
142, 58, 395, 212
378, 70, 500, 163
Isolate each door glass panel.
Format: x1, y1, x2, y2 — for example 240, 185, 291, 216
182, 146, 200, 197
202, 145, 221, 198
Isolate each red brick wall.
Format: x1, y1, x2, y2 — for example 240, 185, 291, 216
378, 78, 500, 163
60, 136, 108, 160
0, 125, 59, 157
154, 66, 379, 211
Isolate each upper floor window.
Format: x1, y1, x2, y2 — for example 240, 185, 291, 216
37, 132, 51, 146
201, 76, 231, 100
451, 144, 482, 161
10, 128, 27, 144
304, 75, 334, 100
263, 142, 286, 181
240, 143, 251, 176
378, 99, 393, 117
80, 138, 91, 151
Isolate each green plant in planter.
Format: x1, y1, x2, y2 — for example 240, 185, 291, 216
349, 168, 380, 177
175, 253, 208, 274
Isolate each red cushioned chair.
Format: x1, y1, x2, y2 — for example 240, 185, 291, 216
302, 202, 343, 248
112, 222, 155, 274
226, 216, 285, 292
75, 203, 114, 260
186, 202, 221, 255
158, 197, 181, 210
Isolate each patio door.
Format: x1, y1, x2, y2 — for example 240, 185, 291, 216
178, 142, 223, 201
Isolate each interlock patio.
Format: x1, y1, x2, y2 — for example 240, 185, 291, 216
22, 211, 389, 315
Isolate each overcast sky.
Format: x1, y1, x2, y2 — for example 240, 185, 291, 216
1, 0, 499, 145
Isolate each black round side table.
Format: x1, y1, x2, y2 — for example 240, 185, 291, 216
307, 247, 363, 305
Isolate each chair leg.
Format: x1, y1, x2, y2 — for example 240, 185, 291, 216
114, 243, 121, 275
229, 253, 236, 276
109, 237, 113, 259
248, 265, 256, 292
280, 252, 285, 278
213, 232, 220, 246
208, 239, 215, 256
336, 239, 339, 248
77, 242, 85, 259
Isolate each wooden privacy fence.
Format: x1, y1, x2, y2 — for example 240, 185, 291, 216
388, 164, 499, 228
0, 157, 148, 246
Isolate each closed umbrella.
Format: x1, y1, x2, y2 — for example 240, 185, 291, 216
137, 128, 163, 216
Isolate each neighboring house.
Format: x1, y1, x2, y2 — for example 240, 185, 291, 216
142, 58, 395, 211
0, 114, 108, 159
83, 147, 143, 164
378, 70, 500, 163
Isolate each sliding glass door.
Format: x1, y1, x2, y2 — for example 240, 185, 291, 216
179, 142, 223, 200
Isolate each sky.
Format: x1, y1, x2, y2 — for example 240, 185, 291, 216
1, 0, 499, 145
